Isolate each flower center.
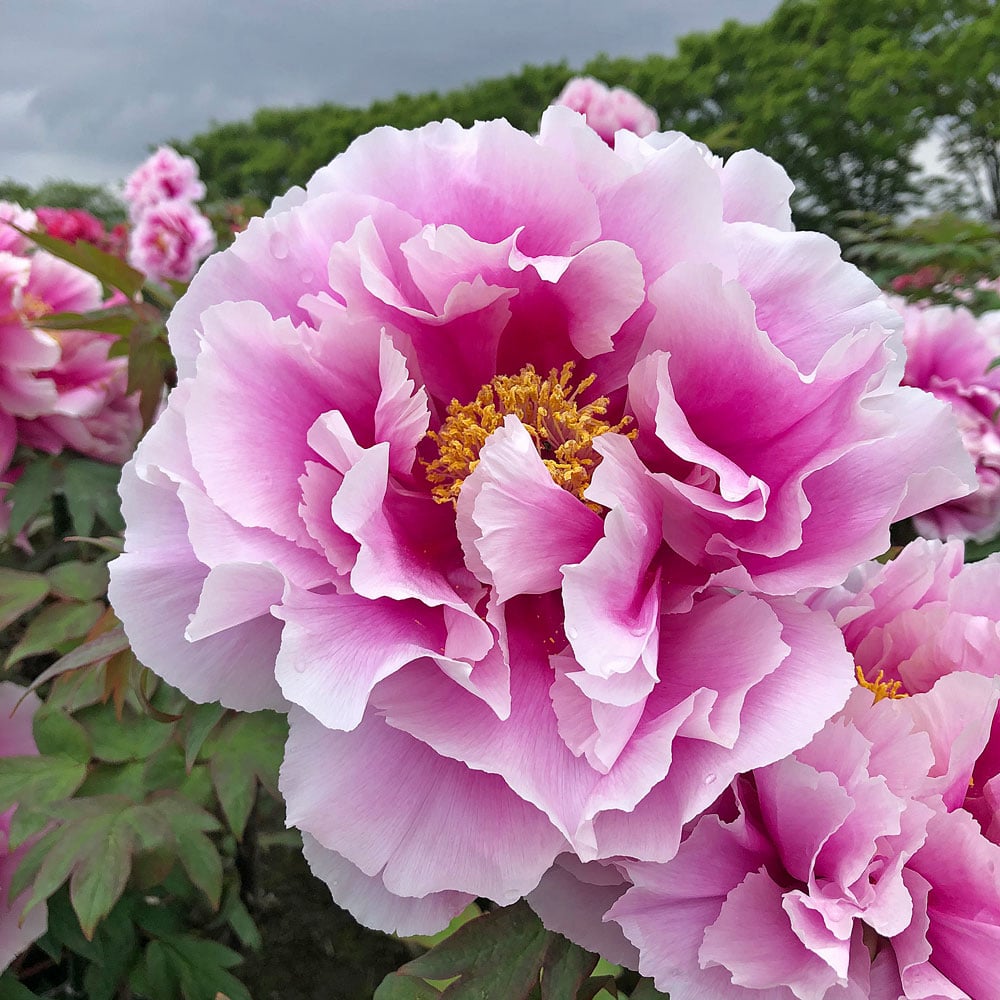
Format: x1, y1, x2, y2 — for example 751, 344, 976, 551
424, 362, 632, 508
855, 665, 908, 703
19, 292, 52, 322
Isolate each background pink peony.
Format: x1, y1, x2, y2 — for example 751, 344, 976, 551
110, 110, 973, 934
127, 198, 216, 284
554, 76, 660, 145
122, 146, 207, 221
888, 294, 1000, 541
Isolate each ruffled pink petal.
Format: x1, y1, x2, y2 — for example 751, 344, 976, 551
457, 416, 603, 601
719, 150, 794, 230
306, 117, 603, 258
300, 833, 473, 936
281, 707, 567, 903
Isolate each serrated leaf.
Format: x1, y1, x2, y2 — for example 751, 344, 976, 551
374, 974, 443, 1000
45, 560, 110, 601
540, 935, 600, 999
32, 706, 92, 762
0, 568, 49, 631
0, 755, 87, 812
6, 458, 55, 538
174, 828, 223, 909
17, 226, 145, 297
76, 702, 173, 763
4, 600, 104, 668
70, 817, 135, 938
402, 901, 554, 1000
61, 457, 125, 535
205, 711, 286, 837
182, 703, 226, 771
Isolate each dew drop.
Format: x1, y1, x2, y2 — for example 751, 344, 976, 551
269, 232, 289, 260
704, 772, 717, 786
300, 269, 314, 284
566, 626, 579, 641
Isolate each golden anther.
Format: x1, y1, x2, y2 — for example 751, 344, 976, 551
424, 362, 633, 508
855, 665, 908, 703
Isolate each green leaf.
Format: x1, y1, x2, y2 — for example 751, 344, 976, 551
401, 901, 555, 1000
61, 456, 125, 535
182, 702, 226, 770
0, 568, 49, 631
29, 625, 129, 685
32, 706, 92, 762
204, 711, 287, 837
174, 828, 223, 909
69, 816, 135, 938
17, 226, 145, 297
540, 935, 600, 999
4, 600, 104, 668
30, 306, 135, 337
216, 883, 262, 951
628, 980, 670, 999
0, 754, 87, 812
374, 974, 443, 1000
45, 560, 110, 601
76, 703, 174, 763
0, 972, 41, 1000
6, 457, 55, 538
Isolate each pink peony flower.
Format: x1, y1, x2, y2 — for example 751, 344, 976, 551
127, 198, 215, 283
888, 295, 1000, 541
808, 536, 1000, 845
123, 146, 206, 221
609, 673, 1000, 999
554, 76, 659, 146
34, 207, 127, 258
1, 249, 141, 463
0, 682, 46, 971
110, 110, 972, 934
0, 202, 36, 256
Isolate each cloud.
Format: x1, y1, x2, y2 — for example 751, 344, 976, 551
4, 0, 777, 186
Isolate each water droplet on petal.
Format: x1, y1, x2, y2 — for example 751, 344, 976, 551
566, 626, 579, 641
704, 772, 717, 786
300, 269, 314, 284
269, 232, 289, 260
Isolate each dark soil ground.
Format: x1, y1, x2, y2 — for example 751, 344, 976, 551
239, 845, 412, 1000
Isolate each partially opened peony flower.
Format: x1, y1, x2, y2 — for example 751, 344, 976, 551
123, 146, 206, 221
554, 76, 659, 145
0, 682, 46, 971
889, 295, 1000, 541
110, 109, 973, 933
127, 198, 216, 283
609, 673, 1000, 999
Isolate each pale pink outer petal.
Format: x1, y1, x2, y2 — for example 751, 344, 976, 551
718, 150, 794, 230
109, 453, 287, 712
526, 855, 639, 969
281, 707, 568, 904
300, 833, 473, 937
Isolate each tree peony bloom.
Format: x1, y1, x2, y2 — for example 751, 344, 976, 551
110, 110, 972, 934
1, 249, 141, 463
610, 673, 1000, 999
35, 207, 127, 258
0, 682, 46, 971
808, 537, 1000, 846
888, 295, 1000, 542
554, 76, 659, 145
127, 198, 215, 284
0, 203, 37, 256
123, 146, 206, 221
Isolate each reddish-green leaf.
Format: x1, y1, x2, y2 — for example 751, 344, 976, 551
0, 568, 49, 631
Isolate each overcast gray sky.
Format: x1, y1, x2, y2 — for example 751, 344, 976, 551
2, 0, 778, 188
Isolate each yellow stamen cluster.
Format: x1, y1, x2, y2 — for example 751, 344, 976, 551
19, 292, 52, 322
424, 362, 633, 508
855, 665, 908, 703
